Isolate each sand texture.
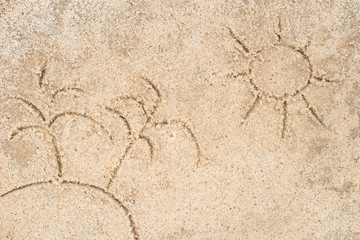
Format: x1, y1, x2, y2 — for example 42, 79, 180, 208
1, 0, 360, 239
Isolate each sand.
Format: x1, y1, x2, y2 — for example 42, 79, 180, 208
1, 0, 360, 239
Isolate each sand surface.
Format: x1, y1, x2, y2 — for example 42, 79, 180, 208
1, 0, 360, 239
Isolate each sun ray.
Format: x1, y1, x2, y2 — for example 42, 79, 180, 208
228, 27, 250, 54
275, 16, 282, 42
313, 76, 337, 83
300, 93, 326, 127
38, 61, 47, 88
249, 78, 261, 93
281, 101, 288, 138
241, 94, 260, 126
232, 71, 248, 78
303, 39, 311, 51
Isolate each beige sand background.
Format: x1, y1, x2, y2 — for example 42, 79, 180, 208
1, 0, 360, 239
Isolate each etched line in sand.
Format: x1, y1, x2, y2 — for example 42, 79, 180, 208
52, 137, 63, 177
138, 134, 154, 161
108, 77, 209, 172
303, 39, 311, 51
0, 180, 53, 198
1, 180, 140, 240
117, 96, 148, 116
49, 111, 114, 143
293, 47, 314, 79
38, 61, 47, 88
9, 125, 63, 177
241, 94, 260, 126
62, 180, 140, 240
275, 16, 282, 42
9, 97, 46, 122
313, 76, 336, 83
300, 93, 326, 127
4, 62, 210, 239
105, 77, 209, 192
141, 76, 162, 117
103, 106, 132, 138
10, 125, 46, 140
116, 95, 149, 120
154, 119, 206, 167
281, 101, 288, 139
230, 23, 337, 137
109, 95, 151, 134
106, 141, 135, 190
51, 87, 87, 101
228, 27, 250, 54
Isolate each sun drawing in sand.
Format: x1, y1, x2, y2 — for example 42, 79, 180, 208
0, 61, 208, 239
229, 18, 338, 138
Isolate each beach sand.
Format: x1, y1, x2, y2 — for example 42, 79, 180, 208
1, 0, 360, 239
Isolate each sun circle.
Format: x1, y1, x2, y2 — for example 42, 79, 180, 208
250, 45, 311, 98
